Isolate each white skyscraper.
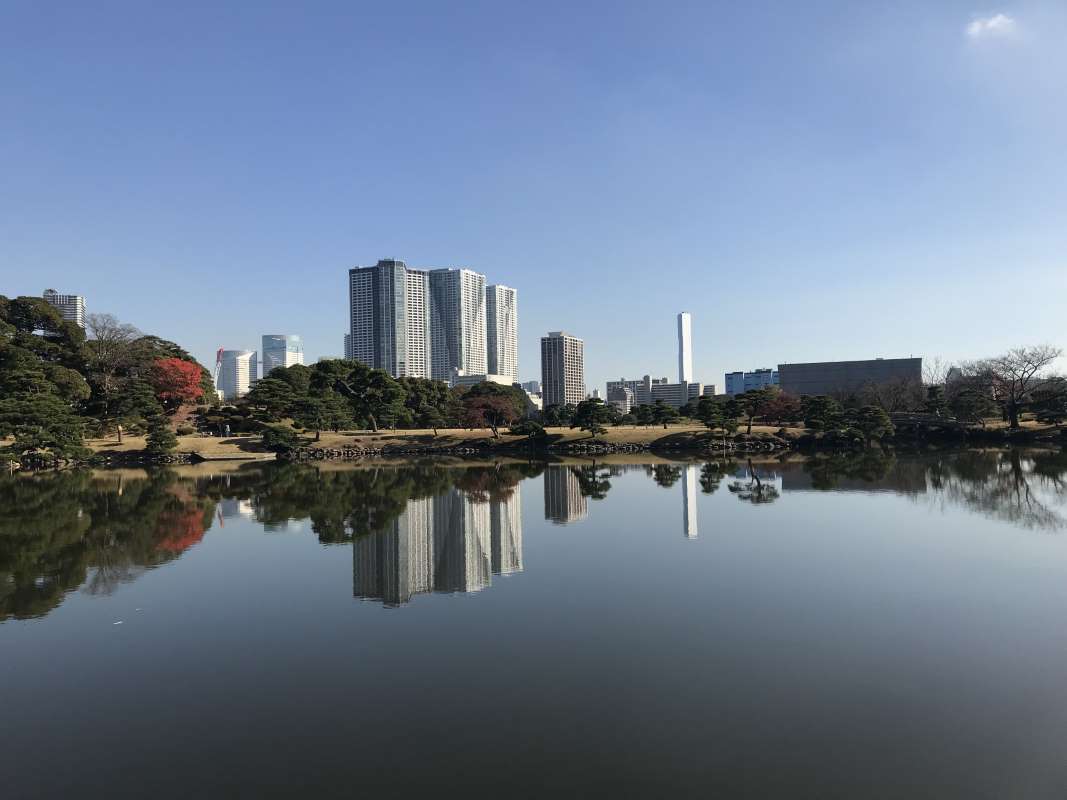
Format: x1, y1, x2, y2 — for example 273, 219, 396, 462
42, 289, 85, 328
216, 350, 257, 400
677, 311, 693, 384
430, 268, 487, 381
486, 284, 518, 383
261, 335, 304, 376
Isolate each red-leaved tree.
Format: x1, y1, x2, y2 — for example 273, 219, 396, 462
150, 357, 205, 410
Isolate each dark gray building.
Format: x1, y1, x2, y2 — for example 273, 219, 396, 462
778, 357, 922, 397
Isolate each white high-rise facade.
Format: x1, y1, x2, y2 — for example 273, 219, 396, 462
42, 289, 85, 328
429, 268, 486, 381
486, 284, 518, 383
261, 335, 304, 376
217, 350, 257, 400
677, 311, 693, 384
540, 331, 584, 408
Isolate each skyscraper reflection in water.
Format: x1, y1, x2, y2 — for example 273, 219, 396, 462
682, 464, 698, 539
352, 485, 522, 607
543, 465, 588, 524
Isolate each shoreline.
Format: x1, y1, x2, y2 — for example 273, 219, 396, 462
60, 420, 1065, 469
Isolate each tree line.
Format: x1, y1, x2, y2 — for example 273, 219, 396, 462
240, 360, 532, 448
0, 296, 215, 461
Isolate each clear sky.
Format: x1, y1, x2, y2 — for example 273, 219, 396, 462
2, 1, 1065, 391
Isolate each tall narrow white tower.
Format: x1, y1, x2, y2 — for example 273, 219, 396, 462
677, 312, 693, 383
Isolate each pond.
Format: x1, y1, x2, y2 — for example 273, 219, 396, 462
3, 449, 1067, 797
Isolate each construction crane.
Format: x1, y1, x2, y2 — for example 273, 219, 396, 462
212, 347, 224, 391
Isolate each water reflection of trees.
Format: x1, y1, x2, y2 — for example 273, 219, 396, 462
728, 459, 781, 505
0, 470, 217, 620
927, 450, 1067, 531
802, 450, 897, 490
1, 463, 541, 619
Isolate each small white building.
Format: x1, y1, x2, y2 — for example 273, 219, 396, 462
42, 288, 85, 328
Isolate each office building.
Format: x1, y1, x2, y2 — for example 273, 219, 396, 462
677, 312, 693, 383
344, 333, 353, 360
544, 466, 588, 524
521, 380, 542, 394
650, 380, 709, 408
261, 335, 304, 376
486, 284, 518, 382
42, 289, 85, 328
216, 350, 258, 400
607, 385, 634, 414
606, 375, 669, 406
429, 267, 487, 381
725, 368, 779, 396
541, 331, 585, 408
608, 376, 712, 408
348, 259, 433, 378
778, 357, 922, 397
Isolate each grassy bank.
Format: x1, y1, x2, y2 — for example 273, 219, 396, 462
85, 423, 799, 460
83, 418, 1062, 462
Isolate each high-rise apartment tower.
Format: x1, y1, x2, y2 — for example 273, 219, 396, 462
486, 284, 518, 382
540, 331, 584, 408
429, 268, 487, 381
348, 259, 433, 378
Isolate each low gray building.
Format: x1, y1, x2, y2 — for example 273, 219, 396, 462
778, 357, 922, 397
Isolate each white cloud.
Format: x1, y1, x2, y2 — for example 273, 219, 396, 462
966, 13, 1019, 40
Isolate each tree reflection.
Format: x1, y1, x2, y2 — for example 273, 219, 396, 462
927, 449, 1067, 531
728, 459, 780, 505
699, 461, 736, 494
570, 465, 612, 500
0, 469, 217, 620
647, 465, 683, 488
803, 450, 896, 490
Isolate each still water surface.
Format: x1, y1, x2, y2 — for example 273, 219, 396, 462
4, 450, 1067, 797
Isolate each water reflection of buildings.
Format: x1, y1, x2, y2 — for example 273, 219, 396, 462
352, 486, 522, 607
217, 498, 254, 520
682, 465, 698, 538
544, 465, 588, 524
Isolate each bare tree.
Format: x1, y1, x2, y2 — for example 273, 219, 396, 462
981, 345, 1063, 429
923, 356, 950, 387
85, 313, 141, 417
860, 376, 925, 412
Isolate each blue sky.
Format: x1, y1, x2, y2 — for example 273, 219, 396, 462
2, 1, 1065, 391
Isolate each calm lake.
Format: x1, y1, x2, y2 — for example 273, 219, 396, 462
4, 449, 1067, 798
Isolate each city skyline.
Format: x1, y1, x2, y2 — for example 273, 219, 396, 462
5, 3, 1067, 388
